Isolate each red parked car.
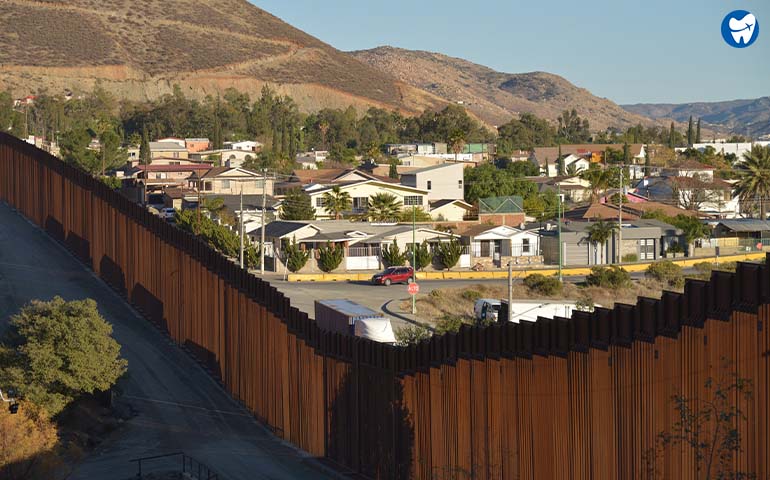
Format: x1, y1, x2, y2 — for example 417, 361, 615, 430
371, 266, 414, 286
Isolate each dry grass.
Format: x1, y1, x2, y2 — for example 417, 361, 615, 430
399, 278, 678, 328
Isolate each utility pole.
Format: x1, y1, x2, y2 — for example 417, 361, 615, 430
239, 184, 244, 269
557, 182, 563, 282
260, 168, 267, 275
507, 261, 513, 323
412, 204, 416, 315
617, 167, 623, 264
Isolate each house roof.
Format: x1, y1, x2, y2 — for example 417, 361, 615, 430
198, 167, 262, 179
460, 224, 530, 238
479, 196, 525, 214
150, 142, 187, 151
249, 221, 314, 238
135, 164, 212, 173
429, 199, 473, 210
400, 163, 461, 175
532, 144, 644, 165
670, 159, 716, 170
565, 203, 641, 221
716, 219, 770, 233
291, 168, 369, 185
308, 179, 429, 196
559, 218, 681, 235
163, 188, 197, 199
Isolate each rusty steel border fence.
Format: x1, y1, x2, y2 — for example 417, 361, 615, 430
0, 133, 768, 479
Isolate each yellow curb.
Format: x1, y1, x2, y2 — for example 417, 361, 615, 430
285, 253, 767, 282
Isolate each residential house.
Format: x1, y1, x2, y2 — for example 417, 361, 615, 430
635, 175, 739, 218
565, 199, 700, 222
509, 150, 532, 162
689, 141, 770, 161
128, 164, 212, 190
296, 150, 328, 170
185, 138, 211, 153
308, 180, 430, 219
540, 219, 682, 266
531, 144, 646, 174
217, 194, 282, 233
527, 175, 592, 203
157, 138, 185, 147
224, 140, 263, 152
190, 149, 258, 168
713, 219, 770, 240
399, 154, 476, 166
399, 163, 465, 201
662, 159, 715, 181
189, 167, 274, 196
459, 143, 494, 161
428, 199, 474, 222
463, 224, 543, 269
248, 220, 464, 272
150, 142, 189, 160
162, 187, 199, 210
385, 143, 448, 156
275, 168, 393, 195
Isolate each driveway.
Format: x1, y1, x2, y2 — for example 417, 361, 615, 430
0, 203, 335, 480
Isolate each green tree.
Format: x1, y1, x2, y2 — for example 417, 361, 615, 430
733, 146, 770, 219
437, 239, 463, 270
244, 241, 260, 270
98, 127, 127, 175
284, 237, 309, 272
556, 109, 590, 143
696, 118, 702, 143
644, 148, 651, 177
389, 159, 399, 179
367, 193, 402, 222
580, 164, 611, 202
687, 116, 694, 146
495, 112, 557, 153
280, 189, 316, 220
407, 241, 434, 271
381, 239, 408, 267
586, 220, 617, 265
0, 297, 127, 416
59, 128, 99, 174
399, 207, 432, 222
321, 185, 352, 220
317, 242, 344, 273
139, 126, 150, 165
669, 122, 676, 148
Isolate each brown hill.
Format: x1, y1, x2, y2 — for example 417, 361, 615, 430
0, 0, 442, 114
350, 46, 655, 130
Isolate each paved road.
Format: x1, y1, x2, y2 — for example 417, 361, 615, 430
0, 203, 335, 480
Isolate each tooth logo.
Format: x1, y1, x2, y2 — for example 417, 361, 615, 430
721, 10, 759, 48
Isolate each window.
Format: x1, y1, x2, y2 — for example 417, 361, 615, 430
170, 161, 180, 165
221, 180, 231, 189
522, 238, 531, 254
427, 180, 432, 190
203, 182, 212, 191
404, 196, 422, 206
639, 239, 655, 260
255, 179, 265, 189
173, 152, 179, 158
353, 197, 368, 211
316, 197, 326, 208
458, 179, 463, 189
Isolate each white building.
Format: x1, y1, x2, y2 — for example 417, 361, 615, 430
688, 141, 770, 161
399, 163, 465, 201
224, 140, 262, 152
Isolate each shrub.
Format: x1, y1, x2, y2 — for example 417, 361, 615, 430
0, 297, 127, 416
429, 289, 443, 298
407, 241, 433, 271
461, 289, 482, 301
646, 260, 684, 288
244, 242, 260, 270
317, 242, 344, 273
437, 239, 463, 270
667, 242, 685, 255
394, 324, 431, 346
285, 237, 309, 273
622, 253, 638, 263
586, 265, 632, 289
434, 315, 465, 335
523, 274, 563, 296
381, 239, 408, 267
575, 293, 595, 312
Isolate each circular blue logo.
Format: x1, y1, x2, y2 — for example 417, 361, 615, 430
722, 10, 759, 48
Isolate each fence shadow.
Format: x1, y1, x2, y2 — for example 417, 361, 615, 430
99, 255, 127, 297
130, 283, 166, 332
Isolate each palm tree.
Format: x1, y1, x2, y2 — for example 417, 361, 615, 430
734, 146, 770, 219
321, 185, 351, 220
367, 193, 402, 222
565, 162, 584, 177
448, 130, 466, 163
586, 219, 617, 265
580, 165, 610, 202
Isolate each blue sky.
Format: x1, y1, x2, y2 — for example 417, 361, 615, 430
252, 0, 769, 105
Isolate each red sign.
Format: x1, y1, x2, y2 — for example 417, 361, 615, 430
757, 242, 763, 250
408, 283, 420, 295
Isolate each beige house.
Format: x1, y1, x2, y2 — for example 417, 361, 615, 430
150, 142, 189, 160
308, 180, 429, 219
429, 199, 474, 222
189, 167, 274, 196
399, 163, 465, 201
